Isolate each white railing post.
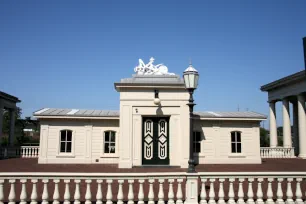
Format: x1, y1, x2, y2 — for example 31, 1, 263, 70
31, 179, 38, 204
185, 175, 199, 204
42, 179, 49, 204
200, 178, 208, 204
177, 179, 183, 204
286, 178, 294, 204
8, 179, 16, 204
266, 178, 275, 204
53, 179, 60, 204
128, 180, 134, 204
246, 178, 255, 204
148, 179, 155, 204
74, 179, 81, 204
237, 178, 245, 204
0, 179, 3, 204
117, 180, 123, 204
228, 178, 235, 204
295, 178, 303, 204
208, 178, 216, 204
138, 179, 145, 204
64, 179, 70, 204
256, 178, 264, 204
96, 180, 103, 204
276, 178, 284, 204
218, 178, 225, 204
168, 179, 175, 204
20, 179, 27, 204
158, 179, 165, 204
106, 179, 113, 204
85, 179, 92, 204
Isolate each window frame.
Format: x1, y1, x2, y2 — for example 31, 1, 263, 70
193, 131, 201, 154
230, 131, 242, 154
101, 130, 118, 158
57, 129, 75, 157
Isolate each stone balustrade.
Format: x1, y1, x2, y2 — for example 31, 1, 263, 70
0, 172, 305, 203
260, 147, 295, 158
20, 146, 39, 158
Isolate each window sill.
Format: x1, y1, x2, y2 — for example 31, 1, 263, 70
100, 154, 119, 158
56, 154, 75, 158
228, 153, 246, 158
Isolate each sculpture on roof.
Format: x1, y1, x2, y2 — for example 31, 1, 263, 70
134, 57, 175, 75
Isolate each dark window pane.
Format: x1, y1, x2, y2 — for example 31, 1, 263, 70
60, 142, 66, 152
237, 143, 242, 153
110, 132, 115, 142
105, 132, 109, 142
67, 131, 72, 141
109, 144, 115, 153
195, 143, 201, 153
61, 131, 66, 141
236, 132, 241, 142
231, 143, 236, 153
104, 143, 109, 153
195, 132, 201, 142
231, 133, 235, 142
66, 142, 72, 153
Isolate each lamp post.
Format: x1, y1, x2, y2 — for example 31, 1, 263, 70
183, 63, 199, 173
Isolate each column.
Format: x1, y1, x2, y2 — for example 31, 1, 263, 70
269, 101, 278, 147
0, 100, 3, 140
9, 109, 16, 146
292, 101, 299, 155
282, 98, 292, 147
297, 94, 306, 158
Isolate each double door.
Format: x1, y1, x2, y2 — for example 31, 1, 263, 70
142, 117, 169, 165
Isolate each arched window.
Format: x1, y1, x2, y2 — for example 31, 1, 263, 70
104, 131, 116, 154
231, 131, 241, 153
60, 130, 72, 153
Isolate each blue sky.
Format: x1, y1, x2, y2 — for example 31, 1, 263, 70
1, 1, 305, 128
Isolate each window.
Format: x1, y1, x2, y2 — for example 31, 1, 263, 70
104, 131, 116, 154
60, 130, 72, 153
231, 131, 242, 153
193, 131, 201, 153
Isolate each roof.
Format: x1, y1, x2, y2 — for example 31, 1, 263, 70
114, 74, 185, 91
261, 70, 306, 91
0, 91, 21, 103
34, 108, 266, 120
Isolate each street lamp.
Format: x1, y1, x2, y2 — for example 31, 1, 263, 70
183, 62, 199, 173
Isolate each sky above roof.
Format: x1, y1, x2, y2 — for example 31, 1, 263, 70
1, 1, 306, 128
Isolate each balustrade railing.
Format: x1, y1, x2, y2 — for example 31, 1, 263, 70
20, 146, 39, 158
0, 172, 305, 203
260, 147, 295, 158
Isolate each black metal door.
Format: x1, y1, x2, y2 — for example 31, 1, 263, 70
142, 117, 169, 165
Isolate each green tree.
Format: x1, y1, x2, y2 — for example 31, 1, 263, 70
260, 127, 269, 147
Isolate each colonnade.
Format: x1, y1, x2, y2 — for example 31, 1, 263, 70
269, 93, 306, 158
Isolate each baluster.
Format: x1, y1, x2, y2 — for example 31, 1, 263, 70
208, 178, 216, 204
256, 178, 264, 204
266, 178, 275, 204
158, 179, 165, 204
168, 179, 175, 204
200, 178, 207, 204
64, 179, 70, 204
85, 180, 92, 204
24, 148, 27, 158
218, 178, 225, 204
0, 180, 3, 204
42, 179, 49, 204
74, 179, 81, 204
295, 178, 303, 204
53, 179, 60, 204
138, 179, 145, 204
237, 178, 245, 204
31, 179, 38, 204
246, 178, 255, 204
177, 179, 183, 204
8, 179, 16, 204
20, 179, 27, 204
286, 178, 294, 204
21, 147, 24, 158
117, 180, 123, 204
96, 180, 103, 204
106, 180, 113, 204
228, 178, 235, 204
148, 179, 155, 204
276, 178, 284, 204
128, 180, 134, 204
